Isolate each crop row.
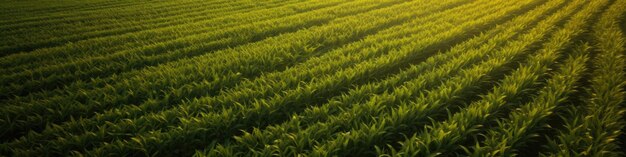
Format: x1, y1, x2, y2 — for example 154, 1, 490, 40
2, 1, 520, 155
542, 0, 626, 156
305, 0, 602, 156
0, 0, 421, 140
0, 0, 304, 55
1, 0, 624, 156
0, 0, 337, 74
0, 0, 395, 98
203, 0, 579, 156
81, 0, 544, 156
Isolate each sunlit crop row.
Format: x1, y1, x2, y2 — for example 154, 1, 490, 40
1, 0, 624, 156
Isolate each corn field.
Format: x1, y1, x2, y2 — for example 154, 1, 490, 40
1, 0, 625, 156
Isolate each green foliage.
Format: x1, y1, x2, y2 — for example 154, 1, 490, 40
1, 0, 624, 156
